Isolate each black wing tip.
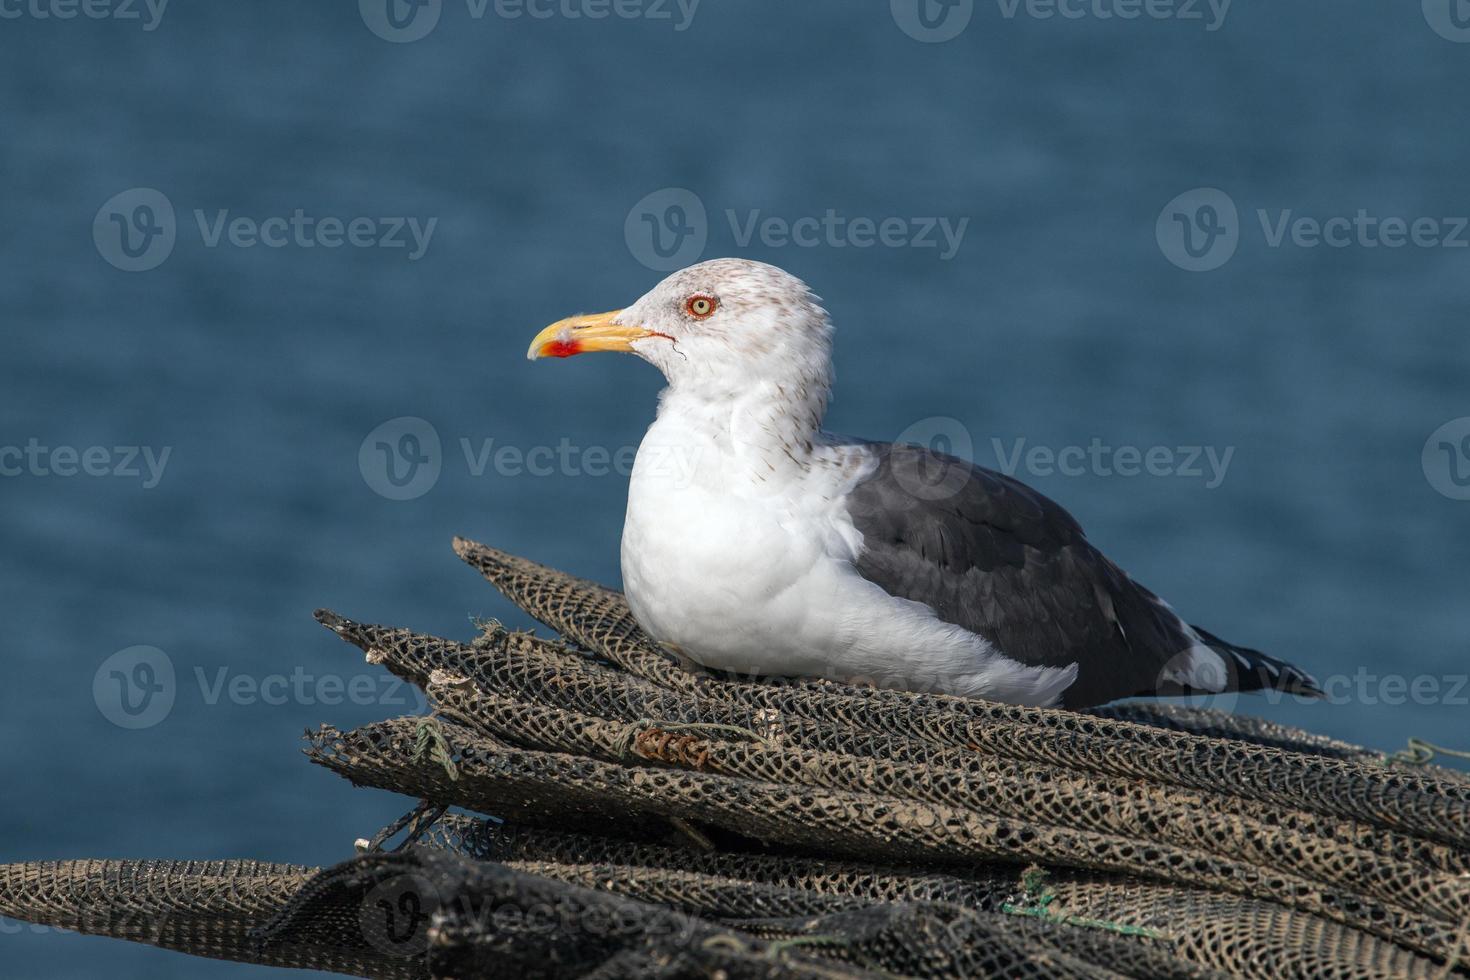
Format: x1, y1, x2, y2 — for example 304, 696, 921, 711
1192, 625, 1324, 699
1256, 663, 1326, 699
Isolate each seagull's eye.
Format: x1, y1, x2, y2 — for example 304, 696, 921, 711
684, 295, 717, 319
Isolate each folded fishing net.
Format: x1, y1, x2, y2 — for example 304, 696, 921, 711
2, 537, 1467, 979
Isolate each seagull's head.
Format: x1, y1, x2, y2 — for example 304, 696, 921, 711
527, 258, 833, 399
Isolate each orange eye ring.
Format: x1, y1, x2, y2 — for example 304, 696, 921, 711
685, 294, 717, 319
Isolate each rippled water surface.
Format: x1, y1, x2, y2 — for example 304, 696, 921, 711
2, 2, 1468, 975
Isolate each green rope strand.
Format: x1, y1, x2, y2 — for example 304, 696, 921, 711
1382, 737, 1470, 768
1000, 866, 1164, 940
414, 717, 460, 782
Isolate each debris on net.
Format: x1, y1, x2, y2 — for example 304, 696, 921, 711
1, 538, 1468, 980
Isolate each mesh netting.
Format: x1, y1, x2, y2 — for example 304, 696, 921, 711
0, 859, 420, 978
1, 537, 1467, 979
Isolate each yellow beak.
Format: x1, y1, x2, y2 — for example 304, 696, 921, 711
526, 309, 655, 360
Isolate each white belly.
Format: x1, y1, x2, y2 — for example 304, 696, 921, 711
619, 422, 1077, 705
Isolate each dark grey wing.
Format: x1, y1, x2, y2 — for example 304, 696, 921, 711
842, 443, 1195, 708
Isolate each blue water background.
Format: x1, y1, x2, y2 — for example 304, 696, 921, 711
2, 2, 1468, 975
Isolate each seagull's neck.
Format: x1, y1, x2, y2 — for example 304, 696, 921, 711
651, 371, 831, 482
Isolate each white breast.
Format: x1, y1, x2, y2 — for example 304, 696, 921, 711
619, 408, 1078, 706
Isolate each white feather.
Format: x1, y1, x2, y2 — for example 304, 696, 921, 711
615, 259, 1077, 707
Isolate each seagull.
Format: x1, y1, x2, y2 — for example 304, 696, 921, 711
526, 258, 1322, 708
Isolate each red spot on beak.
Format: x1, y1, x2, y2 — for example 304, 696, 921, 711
542, 340, 583, 358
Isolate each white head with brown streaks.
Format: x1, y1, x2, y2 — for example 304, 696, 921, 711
528, 258, 835, 427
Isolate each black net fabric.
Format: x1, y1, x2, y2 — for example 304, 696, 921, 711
2, 537, 1468, 979
0, 859, 419, 979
